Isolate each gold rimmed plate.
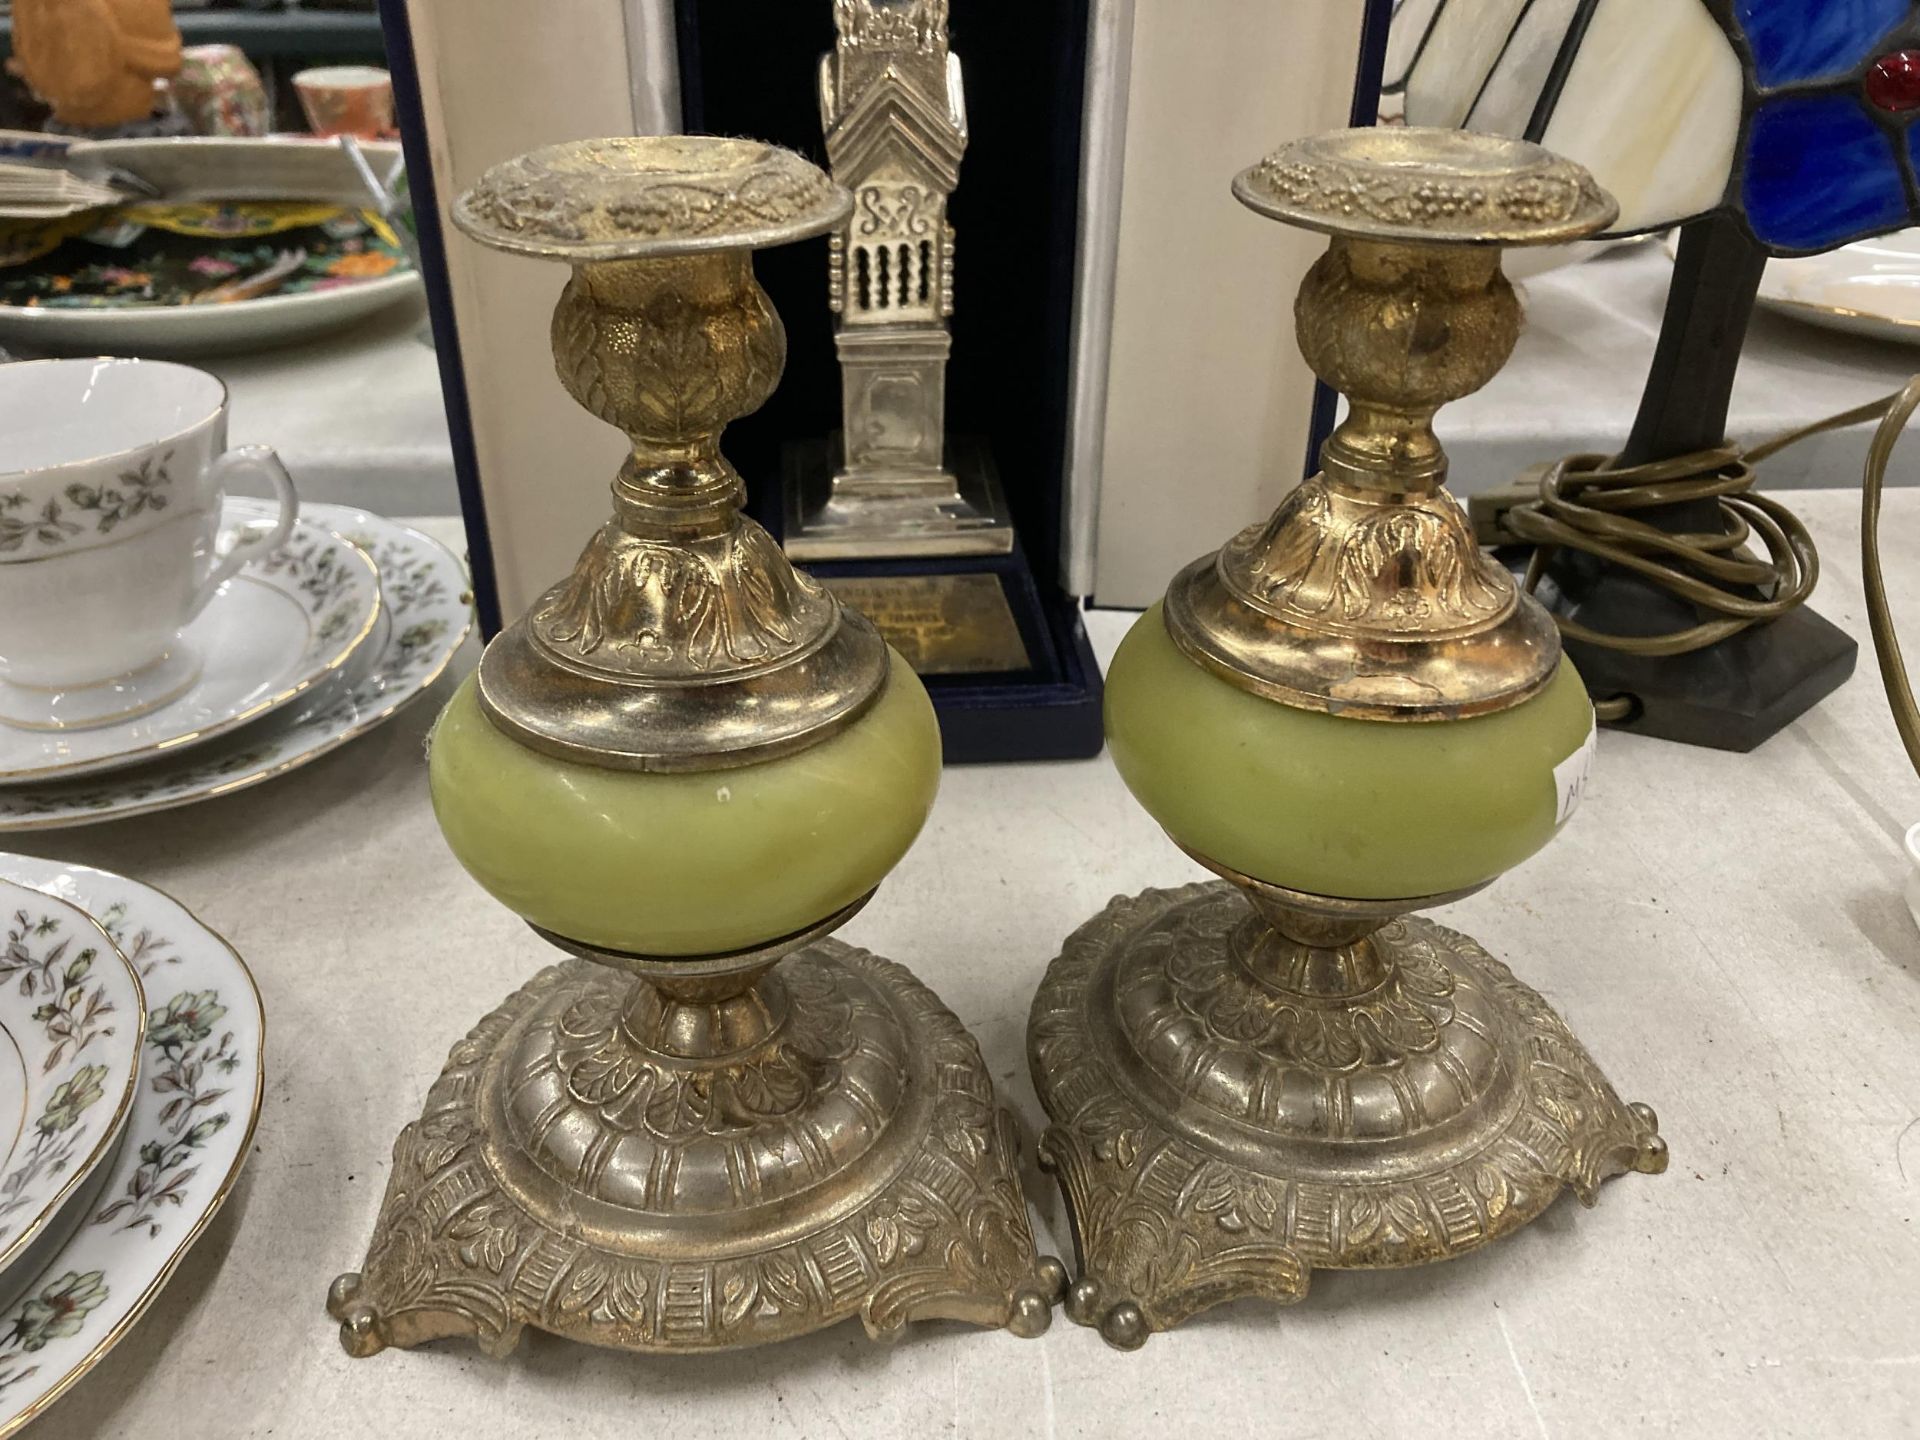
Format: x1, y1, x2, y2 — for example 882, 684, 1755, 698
1668, 228, 1920, 346
0, 855, 262, 1436
0, 880, 145, 1285
1758, 233, 1920, 343
0, 518, 382, 784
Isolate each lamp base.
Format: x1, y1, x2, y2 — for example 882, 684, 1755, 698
330, 942, 1062, 1357
1544, 560, 1859, 751
1027, 882, 1664, 1350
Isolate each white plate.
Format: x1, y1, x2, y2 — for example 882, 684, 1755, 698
1754, 229, 1920, 345
0, 855, 262, 1437
0, 501, 471, 831
0, 881, 144, 1282
0, 518, 383, 784
0, 271, 422, 357
65, 136, 404, 206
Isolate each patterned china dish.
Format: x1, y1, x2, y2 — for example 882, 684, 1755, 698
0, 519, 383, 785
0, 502, 471, 831
0, 881, 144, 1283
0, 856, 262, 1437
0, 200, 419, 355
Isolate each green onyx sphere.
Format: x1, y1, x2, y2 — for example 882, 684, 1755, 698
428, 650, 941, 956
1106, 604, 1594, 901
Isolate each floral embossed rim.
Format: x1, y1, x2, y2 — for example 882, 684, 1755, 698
1233, 127, 1617, 246
0, 855, 263, 1438
0, 882, 144, 1285
0, 500, 472, 831
452, 136, 852, 261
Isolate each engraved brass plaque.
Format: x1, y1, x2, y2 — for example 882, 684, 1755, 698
823, 574, 1031, 675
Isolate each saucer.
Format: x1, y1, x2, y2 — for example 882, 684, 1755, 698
0, 647, 207, 733
0, 880, 145, 1283
0, 501, 471, 831
0, 519, 382, 784
0, 855, 262, 1436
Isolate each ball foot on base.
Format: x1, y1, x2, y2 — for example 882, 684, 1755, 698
326, 1273, 381, 1358
1628, 1102, 1669, 1175
1061, 1278, 1151, 1351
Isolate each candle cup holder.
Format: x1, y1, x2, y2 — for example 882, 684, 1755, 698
328, 137, 1060, 1358
1027, 129, 1667, 1351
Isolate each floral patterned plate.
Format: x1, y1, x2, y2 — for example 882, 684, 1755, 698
0, 202, 410, 308
0, 270, 422, 357
0, 882, 144, 1287
0, 518, 383, 784
0, 855, 262, 1437
0, 199, 421, 357
0, 501, 471, 831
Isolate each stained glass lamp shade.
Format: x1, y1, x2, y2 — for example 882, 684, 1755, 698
1389, 0, 1920, 255
1382, 0, 1908, 750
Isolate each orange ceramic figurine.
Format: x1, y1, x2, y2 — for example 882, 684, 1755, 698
11, 0, 183, 131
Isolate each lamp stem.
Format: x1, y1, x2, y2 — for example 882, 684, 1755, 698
1619, 212, 1766, 468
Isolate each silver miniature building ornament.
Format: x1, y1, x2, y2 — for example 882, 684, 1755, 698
785, 0, 1013, 559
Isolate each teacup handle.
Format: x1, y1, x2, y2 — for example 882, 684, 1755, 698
186, 446, 300, 622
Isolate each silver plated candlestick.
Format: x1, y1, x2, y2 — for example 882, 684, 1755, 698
1028, 129, 1666, 1350
326, 137, 1061, 1359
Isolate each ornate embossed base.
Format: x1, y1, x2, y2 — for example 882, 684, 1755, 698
1027, 882, 1665, 1349
331, 939, 1063, 1357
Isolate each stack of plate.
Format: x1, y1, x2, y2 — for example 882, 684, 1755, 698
0, 137, 423, 355
0, 500, 471, 831
0, 854, 263, 1435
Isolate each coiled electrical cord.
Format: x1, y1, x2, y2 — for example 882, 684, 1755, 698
1501, 386, 1920, 750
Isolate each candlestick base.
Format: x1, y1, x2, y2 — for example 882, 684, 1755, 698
331, 939, 1062, 1357
1027, 881, 1664, 1350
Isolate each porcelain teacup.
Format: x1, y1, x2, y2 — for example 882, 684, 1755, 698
293, 65, 396, 140
0, 357, 299, 730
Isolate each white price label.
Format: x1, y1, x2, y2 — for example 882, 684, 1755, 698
1553, 720, 1597, 826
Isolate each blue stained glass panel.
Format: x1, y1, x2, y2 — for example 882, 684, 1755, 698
1734, 0, 1913, 89
1742, 94, 1910, 250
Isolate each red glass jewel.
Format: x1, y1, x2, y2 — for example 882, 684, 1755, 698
1866, 50, 1920, 113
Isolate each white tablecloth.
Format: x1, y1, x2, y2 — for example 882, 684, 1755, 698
10, 491, 1920, 1437
210, 295, 459, 517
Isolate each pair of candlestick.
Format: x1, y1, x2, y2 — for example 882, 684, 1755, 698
327, 127, 1664, 1357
